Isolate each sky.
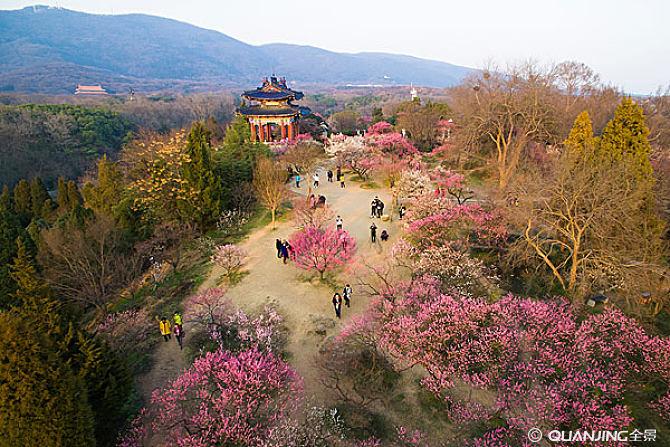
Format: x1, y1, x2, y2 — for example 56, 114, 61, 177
2, 0, 669, 93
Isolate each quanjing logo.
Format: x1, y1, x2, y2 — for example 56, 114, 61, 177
527, 428, 657, 443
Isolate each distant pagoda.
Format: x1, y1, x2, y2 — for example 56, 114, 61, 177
238, 76, 310, 142
75, 84, 108, 95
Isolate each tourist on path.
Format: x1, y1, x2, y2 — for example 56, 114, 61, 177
343, 284, 352, 308
380, 229, 389, 242
309, 193, 316, 209
318, 195, 326, 207
340, 177, 346, 188
276, 238, 283, 258
313, 173, 320, 188
399, 205, 406, 220
371, 197, 379, 218
159, 317, 172, 342
174, 323, 184, 350
281, 240, 290, 264
336, 215, 343, 231
376, 200, 385, 218
336, 166, 342, 181
370, 222, 378, 242
173, 311, 183, 328
332, 292, 343, 319
295, 174, 301, 188
327, 170, 334, 182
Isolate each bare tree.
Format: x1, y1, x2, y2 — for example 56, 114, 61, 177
38, 214, 141, 312
253, 157, 288, 229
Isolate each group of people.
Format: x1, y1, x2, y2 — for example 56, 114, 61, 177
332, 284, 353, 318
158, 312, 185, 350
308, 193, 327, 209
370, 196, 385, 218
369, 222, 389, 243
276, 239, 293, 264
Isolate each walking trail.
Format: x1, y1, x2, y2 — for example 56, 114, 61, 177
139, 166, 400, 403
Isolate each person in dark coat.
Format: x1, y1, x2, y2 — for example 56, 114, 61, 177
370, 222, 377, 242
281, 240, 290, 264
276, 239, 283, 258
399, 205, 406, 220
327, 170, 334, 182
336, 166, 342, 181
371, 197, 379, 218
380, 229, 389, 242
376, 200, 385, 218
332, 292, 343, 318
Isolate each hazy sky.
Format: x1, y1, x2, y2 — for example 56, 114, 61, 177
3, 0, 669, 93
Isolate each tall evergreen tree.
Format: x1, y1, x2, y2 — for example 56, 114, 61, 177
182, 122, 222, 228
12, 179, 31, 224
29, 177, 51, 219
598, 97, 654, 188
0, 185, 11, 210
0, 212, 24, 308
564, 110, 595, 158
56, 177, 69, 212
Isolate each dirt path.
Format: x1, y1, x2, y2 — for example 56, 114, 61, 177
202, 167, 400, 397
138, 166, 399, 404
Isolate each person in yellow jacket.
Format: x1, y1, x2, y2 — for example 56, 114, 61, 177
159, 317, 171, 342
173, 312, 183, 328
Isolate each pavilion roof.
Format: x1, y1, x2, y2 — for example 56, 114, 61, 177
242, 76, 304, 101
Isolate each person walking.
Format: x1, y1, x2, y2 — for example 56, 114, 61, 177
327, 170, 334, 182
370, 222, 377, 242
336, 166, 342, 181
159, 317, 172, 342
343, 284, 352, 307
276, 238, 283, 258
336, 215, 343, 231
399, 205, 406, 220
295, 174, 301, 188
340, 177, 346, 188
173, 311, 183, 328
332, 292, 343, 319
376, 200, 385, 218
371, 197, 379, 218
313, 173, 320, 188
281, 240, 290, 264
174, 323, 184, 350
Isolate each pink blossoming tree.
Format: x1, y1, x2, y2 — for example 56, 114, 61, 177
289, 226, 356, 279
151, 347, 302, 447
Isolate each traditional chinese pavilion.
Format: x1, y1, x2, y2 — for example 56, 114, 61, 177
238, 76, 310, 142
74, 84, 108, 95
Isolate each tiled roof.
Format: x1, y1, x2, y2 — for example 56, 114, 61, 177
238, 105, 302, 116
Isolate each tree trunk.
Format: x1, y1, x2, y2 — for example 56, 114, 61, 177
271, 208, 276, 229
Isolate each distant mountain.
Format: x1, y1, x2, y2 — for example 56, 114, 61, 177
0, 5, 474, 94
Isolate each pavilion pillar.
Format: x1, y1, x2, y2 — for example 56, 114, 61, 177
288, 122, 295, 140
266, 124, 273, 142
280, 123, 287, 140
259, 123, 266, 142
250, 122, 257, 142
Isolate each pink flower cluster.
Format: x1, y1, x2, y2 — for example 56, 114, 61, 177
366, 121, 394, 135
289, 226, 356, 278
151, 347, 302, 447
375, 281, 670, 442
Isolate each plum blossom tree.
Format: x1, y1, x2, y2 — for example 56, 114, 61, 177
211, 244, 248, 279
372, 280, 670, 444
150, 347, 302, 447
289, 226, 356, 279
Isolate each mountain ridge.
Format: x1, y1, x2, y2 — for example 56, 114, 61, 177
0, 5, 475, 94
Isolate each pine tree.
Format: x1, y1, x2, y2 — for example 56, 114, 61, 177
57, 177, 69, 212
0, 211, 24, 308
29, 177, 51, 219
0, 185, 11, 211
12, 179, 32, 224
564, 110, 595, 158
82, 156, 124, 216
182, 121, 222, 228
221, 115, 252, 152
0, 312, 97, 447
598, 97, 654, 187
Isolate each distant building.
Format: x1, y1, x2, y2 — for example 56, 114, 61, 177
410, 83, 419, 102
75, 84, 108, 95
238, 76, 310, 142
